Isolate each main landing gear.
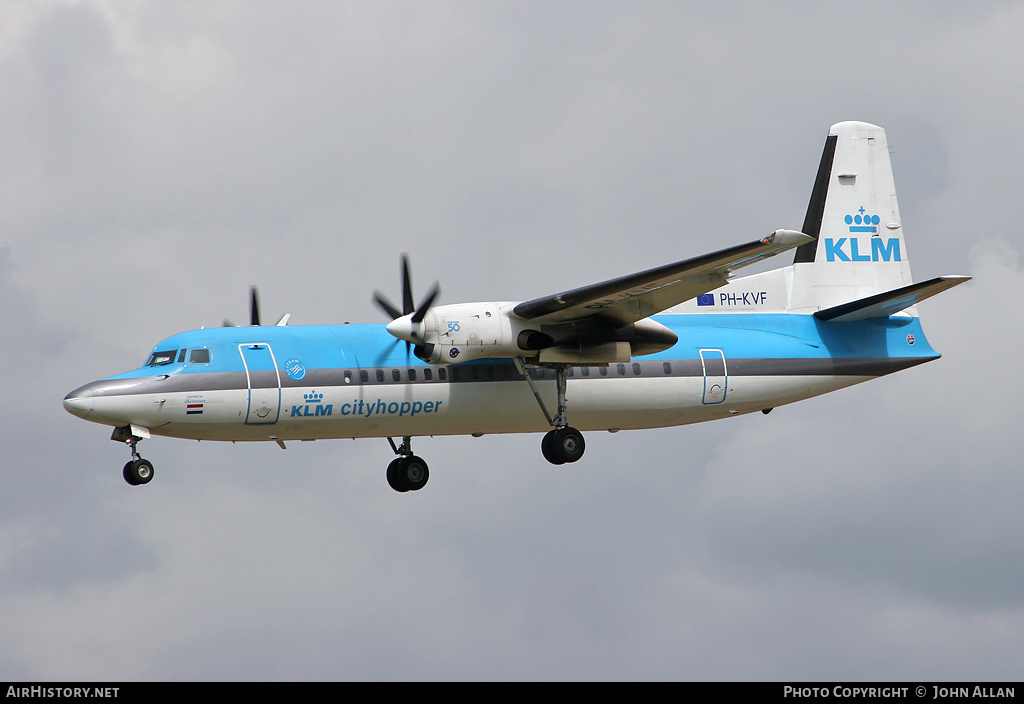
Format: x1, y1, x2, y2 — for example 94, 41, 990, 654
515, 359, 587, 466
380, 361, 587, 491
113, 425, 155, 486
385, 436, 429, 492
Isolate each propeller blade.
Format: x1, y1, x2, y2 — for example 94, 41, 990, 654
373, 291, 403, 320
373, 336, 403, 366
250, 286, 261, 326
401, 254, 414, 316
411, 282, 440, 323
376, 255, 441, 357
413, 343, 434, 361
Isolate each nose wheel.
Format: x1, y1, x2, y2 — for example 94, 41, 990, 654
123, 458, 155, 486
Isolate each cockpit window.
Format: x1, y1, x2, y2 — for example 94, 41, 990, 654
145, 350, 179, 366
188, 349, 211, 364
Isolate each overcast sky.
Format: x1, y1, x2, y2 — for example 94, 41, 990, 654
2, 0, 1022, 681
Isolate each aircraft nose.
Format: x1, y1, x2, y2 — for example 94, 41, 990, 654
63, 386, 94, 419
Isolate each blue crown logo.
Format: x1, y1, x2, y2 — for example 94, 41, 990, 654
303, 391, 324, 403
845, 207, 880, 234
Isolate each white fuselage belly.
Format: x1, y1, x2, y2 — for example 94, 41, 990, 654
87, 374, 867, 442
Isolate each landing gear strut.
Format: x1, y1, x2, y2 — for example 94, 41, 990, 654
113, 425, 155, 486
385, 436, 429, 492
515, 359, 587, 465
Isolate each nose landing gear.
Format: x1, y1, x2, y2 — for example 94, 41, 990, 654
112, 425, 155, 486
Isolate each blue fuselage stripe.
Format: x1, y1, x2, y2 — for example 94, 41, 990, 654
93, 313, 938, 386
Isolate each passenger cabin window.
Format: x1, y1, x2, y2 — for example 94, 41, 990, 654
145, 350, 178, 366
189, 349, 211, 364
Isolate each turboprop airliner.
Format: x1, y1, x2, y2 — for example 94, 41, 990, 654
64, 122, 969, 492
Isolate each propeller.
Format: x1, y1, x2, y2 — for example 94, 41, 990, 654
250, 286, 260, 326
223, 286, 290, 327
373, 254, 440, 359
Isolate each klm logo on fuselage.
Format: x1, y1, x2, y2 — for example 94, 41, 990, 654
291, 391, 332, 417
288, 390, 445, 419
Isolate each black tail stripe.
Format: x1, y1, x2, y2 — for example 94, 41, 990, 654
793, 133, 838, 264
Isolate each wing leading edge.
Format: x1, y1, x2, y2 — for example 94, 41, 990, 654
512, 230, 812, 327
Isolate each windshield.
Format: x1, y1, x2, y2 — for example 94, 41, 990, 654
145, 349, 178, 366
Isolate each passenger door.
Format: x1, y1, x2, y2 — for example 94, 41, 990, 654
238, 343, 281, 424
699, 349, 728, 405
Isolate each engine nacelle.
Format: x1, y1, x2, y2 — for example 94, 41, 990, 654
415, 302, 543, 365
387, 302, 679, 365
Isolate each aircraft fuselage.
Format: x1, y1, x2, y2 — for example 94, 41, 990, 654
63, 312, 937, 444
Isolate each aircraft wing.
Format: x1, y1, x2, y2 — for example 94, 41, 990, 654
512, 230, 812, 327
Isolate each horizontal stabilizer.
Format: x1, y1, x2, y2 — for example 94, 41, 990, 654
814, 276, 971, 322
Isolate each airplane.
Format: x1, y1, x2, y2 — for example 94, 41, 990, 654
63, 121, 970, 492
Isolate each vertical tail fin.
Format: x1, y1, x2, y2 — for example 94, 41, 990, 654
789, 122, 915, 312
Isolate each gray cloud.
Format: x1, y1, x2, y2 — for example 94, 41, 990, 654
1, 1, 1021, 681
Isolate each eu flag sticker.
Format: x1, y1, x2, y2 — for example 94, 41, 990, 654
697, 293, 715, 306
